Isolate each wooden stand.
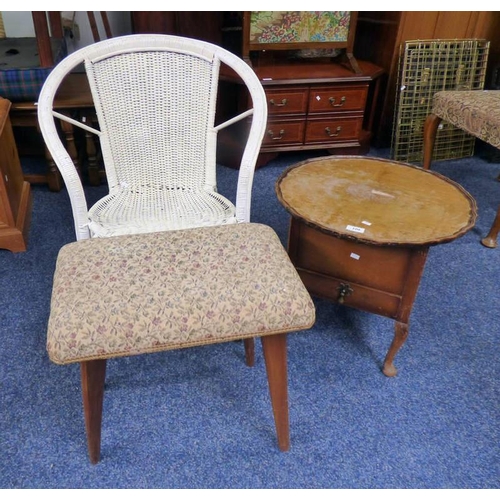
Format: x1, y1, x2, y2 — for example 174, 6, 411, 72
0, 98, 32, 253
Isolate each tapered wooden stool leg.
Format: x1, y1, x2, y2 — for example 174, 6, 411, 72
80, 359, 107, 464
422, 113, 442, 170
261, 334, 289, 451
244, 338, 255, 367
481, 204, 500, 248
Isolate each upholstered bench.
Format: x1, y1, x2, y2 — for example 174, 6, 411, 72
47, 223, 315, 464
423, 90, 500, 248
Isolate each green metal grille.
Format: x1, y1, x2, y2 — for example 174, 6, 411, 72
391, 39, 490, 163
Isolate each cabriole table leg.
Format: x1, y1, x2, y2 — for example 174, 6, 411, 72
383, 321, 409, 377
383, 247, 429, 377
481, 204, 500, 248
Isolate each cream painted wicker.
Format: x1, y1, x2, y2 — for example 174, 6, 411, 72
37, 34, 267, 240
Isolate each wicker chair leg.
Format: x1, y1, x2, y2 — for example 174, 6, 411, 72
80, 359, 107, 464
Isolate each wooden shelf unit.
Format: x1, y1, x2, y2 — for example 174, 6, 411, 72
0, 98, 32, 253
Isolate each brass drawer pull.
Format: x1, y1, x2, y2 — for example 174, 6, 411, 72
329, 96, 346, 107
325, 126, 342, 137
337, 283, 353, 304
268, 129, 285, 140
269, 98, 287, 107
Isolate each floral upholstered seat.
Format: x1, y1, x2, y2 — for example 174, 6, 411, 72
423, 90, 500, 248
431, 90, 500, 148
48, 223, 315, 364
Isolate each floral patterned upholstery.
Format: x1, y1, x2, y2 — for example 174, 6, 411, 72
432, 90, 500, 148
47, 223, 316, 365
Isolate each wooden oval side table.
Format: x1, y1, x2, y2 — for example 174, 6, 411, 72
276, 156, 477, 376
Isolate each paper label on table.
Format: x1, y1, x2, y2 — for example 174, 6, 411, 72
371, 189, 395, 199
346, 225, 365, 234
361, 220, 372, 226
350, 252, 360, 260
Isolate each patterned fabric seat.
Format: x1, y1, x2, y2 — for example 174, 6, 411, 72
431, 90, 500, 148
423, 90, 500, 248
47, 223, 315, 463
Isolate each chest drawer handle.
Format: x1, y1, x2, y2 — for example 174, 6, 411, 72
337, 283, 354, 304
268, 129, 285, 140
329, 96, 346, 107
269, 98, 287, 107
325, 126, 342, 137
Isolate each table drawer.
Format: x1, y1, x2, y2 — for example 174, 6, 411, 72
305, 117, 362, 143
296, 268, 402, 319
289, 220, 412, 295
265, 88, 309, 115
308, 86, 368, 113
263, 120, 305, 146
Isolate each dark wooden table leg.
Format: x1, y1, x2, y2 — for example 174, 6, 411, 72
80, 359, 107, 464
422, 113, 442, 170
383, 247, 429, 377
261, 333, 289, 451
42, 143, 64, 192
82, 111, 101, 186
481, 204, 500, 248
59, 118, 81, 179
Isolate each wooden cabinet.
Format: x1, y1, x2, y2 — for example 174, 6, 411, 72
0, 98, 32, 252
245, 59, 383, 165
354, 11, 500, 147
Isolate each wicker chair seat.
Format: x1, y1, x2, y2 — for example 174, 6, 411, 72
88, 185, 236, 237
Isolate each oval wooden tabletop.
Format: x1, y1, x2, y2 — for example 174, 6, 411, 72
276, 156, 477, 246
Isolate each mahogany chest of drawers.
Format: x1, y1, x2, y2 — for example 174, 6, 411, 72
254, 60, 383, 160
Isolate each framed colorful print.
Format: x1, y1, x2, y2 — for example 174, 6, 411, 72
242, 11, 360, 73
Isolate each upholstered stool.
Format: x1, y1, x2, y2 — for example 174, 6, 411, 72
47, 223, 315, 464
423, 90, 500, 248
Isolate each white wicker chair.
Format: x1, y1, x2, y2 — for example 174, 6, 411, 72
38, 34, 268, 367
37, 34, 267, 241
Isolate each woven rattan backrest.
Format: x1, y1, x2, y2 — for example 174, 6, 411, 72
85, 49, 218, 192
38, 35, 267, 240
